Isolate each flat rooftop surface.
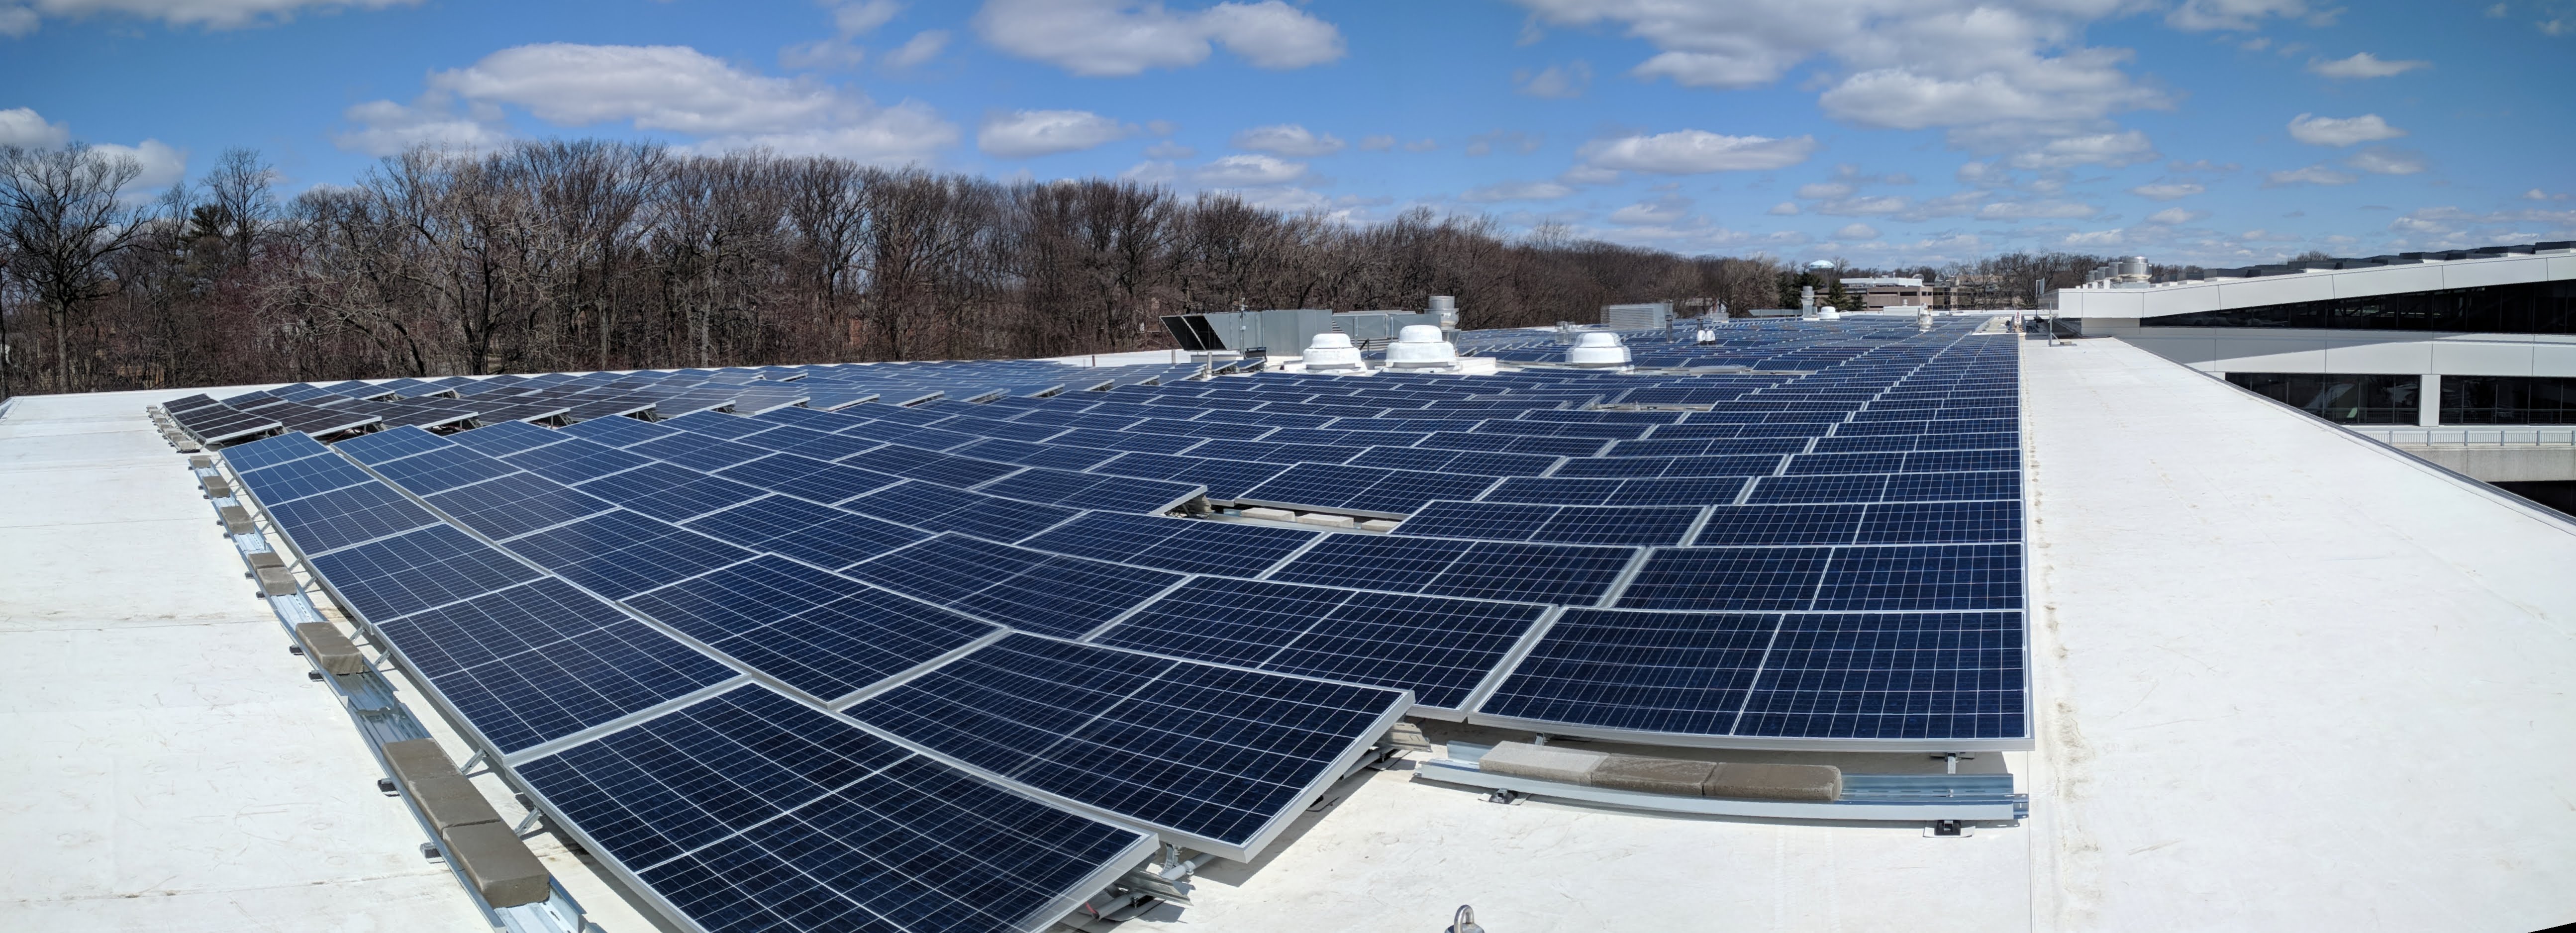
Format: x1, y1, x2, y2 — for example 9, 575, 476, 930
5, 336, 2573, 931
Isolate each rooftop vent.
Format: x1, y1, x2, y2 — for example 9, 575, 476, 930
1384, 325, 1458, 371
1565, 331, 1631, 369
1303, 332, 1365, 373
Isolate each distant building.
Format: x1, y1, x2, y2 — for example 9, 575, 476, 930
1841, 277, 1955, 311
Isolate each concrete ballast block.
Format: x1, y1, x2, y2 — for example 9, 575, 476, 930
1295, 513, 1357, 529
381, 739, 459, 790
1701, 762, 1843, 802
438, 821, 552, 907
1359, 519, 1401, 532
408, 773, 505, 832
1240, 507, 1296, 521
217, 505, 256, 535
1588, 754, 1717, 796
1476, 742, 1608, 784
294, 622, 370, 675
258, 566, 300, 597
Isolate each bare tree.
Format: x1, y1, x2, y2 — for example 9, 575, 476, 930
0, 143, 144, 393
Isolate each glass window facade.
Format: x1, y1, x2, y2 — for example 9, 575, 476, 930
2440, 375, 2576, 425
2226, 373, 2421, 424
2143, 280, 2576, 332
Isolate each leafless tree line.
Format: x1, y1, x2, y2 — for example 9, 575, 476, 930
0, 139, 2147, 397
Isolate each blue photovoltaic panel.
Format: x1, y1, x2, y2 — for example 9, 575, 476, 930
523, 685, 1151, 933
447, 420, 567, 457
1812, 544, 2023, 610
236, 453, 379, 505
1090, 452, 1285, 501
658, 411, 772, 439
500, 437, 654, 484
730, 424, 882, 462
1551, 454, 1783, 479
839, 444, 1024, 487
1236, 463, 1497, 517
624, 557, 995, 700
306, 523, 546, 622
1693, 504, 1867, 546
1270, 535, 1636, 604
1018, 512, 1317, 576
1346, 446, 1560, 477
264, 481, 440, 555
1856, 500, 2023, 544
713, 453, 904, 505
841, 481, 1081, 542
332, 425, 456, 465
1413, 431, 1609, 458
559, 414, 680, 448
1616, 548, 1831, 611
375, 576, 738, 753
844, 633, 1404, 846
1097, 576, 1546, 709
846, 534, 1182, 638
626, 434, 776, 472
501, 510, 757, 600
1393, 501, 1700, 547
369, 444, 519, 495
424, 472, 617, 540
680, 495, 929, 569
1484, 476, 1750, 507
573, 462, 768, 523
1731, 612, 2025, 740
1477, 609, 1777, 737
976, 468, 1204, 513
950, 437, 1120, 470
216, 431, 331, 472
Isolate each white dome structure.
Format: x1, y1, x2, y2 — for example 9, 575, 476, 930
1565, 331, 1631, 369
1383, 324, 1459, 371
1302, 331, 1365, 372
1817, 307, 1841, 320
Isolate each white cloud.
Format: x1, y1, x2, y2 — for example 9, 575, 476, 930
1466, 130, 1543, 157
780, 39, 866, 70
1832, 222, 1880, 240
1357, 135, 1395, 152
2146, 207, 2207, 225
1120, 160, 1179, 184
1815, 194, 1913, 216
1192, 154, 1306, 185
884, 30, 949, 68
1231, 124, 1344, 157
2264, 165, 2360, 187
1577, 130, 1816, 174
1514, 61, 1593, 98
1402, 138, 1439, 153
972, 0, 1343, 77
86, 139, 188, 193
2130, 182, 2205, 200
1977, 199, 2100, 220
2166, 0, 2308, 31
828, 0, 901, 36
1796, 182, 1855, 199
1606, 195, 1691, 224
1144, 140, 1195, 159
2062, 228, 2127, 247
2286, 113, 2405, 146
977, 109, 1130, 157
1461, 180, 1575, 202
0, 0, 415, 34
2346, 148, 2425, 175
1768, 201, 1799, 215
337, 43, 958, 163
1512, 0, 2171, 149
2307, 52, 2430, 79
2528, 188, 2571, 201
2005, 129, 2156, 169
0, 107, 72, 148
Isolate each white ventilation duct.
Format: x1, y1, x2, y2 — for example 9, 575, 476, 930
1565, 331, 1631, 369
1384, 324, 1458, 370
1817, 307, 1842, 320
1303, 332, 1365, 372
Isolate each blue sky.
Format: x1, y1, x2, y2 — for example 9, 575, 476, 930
3, 0, 2571, 266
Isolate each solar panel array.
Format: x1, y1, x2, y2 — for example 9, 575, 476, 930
216, 315, 2023, 933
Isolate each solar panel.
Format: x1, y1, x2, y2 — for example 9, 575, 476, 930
658, 411, 772, 439
845, 534, 1183, 639
1393, 501, 1702, 547
573, 462, 768, 523
844, 633, 1405, 851
1269, 535, 1637, 604
518, 685, 1153, 933
712, 452, 905, 505
331, 425, 456, 465
1475, 609, 1776, 737
559, 414, 680, 448
500, 510, 756, 600
1096, 577, 1547, 709
680, 495, 930, 569
368, 444, 519, 495
623, 557, 995, 701
305, 523, 548, 622
840, 481, 1080, 542
500, 436, 655, 484
1019, 512, 1318, 576
374, 576, 739, 754
423, 472, 618, 540
1090, 452, 1286, 500
448, 420, 569, 456
627, 433, 776, 472
730, 424, 882, 461
235, 453, 379, 505
976, 467, 1204, 513
264, 481, 441, 555
839, 444, 1024, 487
1235, 463, 1497, 517
1731, 611, 2025, 740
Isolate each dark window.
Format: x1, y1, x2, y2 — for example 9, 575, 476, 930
2142, 280, 2576, 333
2440, 375, 2576, 425
2226, 373, 2421, 424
